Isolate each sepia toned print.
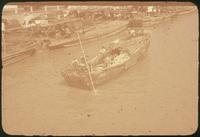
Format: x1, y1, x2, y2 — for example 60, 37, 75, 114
1, 2, 198, 135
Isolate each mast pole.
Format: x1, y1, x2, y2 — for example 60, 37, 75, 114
76, 32, 97, 94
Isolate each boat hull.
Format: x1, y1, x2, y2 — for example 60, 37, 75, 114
61, 35, 150, 89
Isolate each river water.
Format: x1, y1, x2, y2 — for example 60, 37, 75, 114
2, 12, 198, 135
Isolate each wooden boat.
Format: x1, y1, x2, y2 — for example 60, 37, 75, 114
61, 34, 150, 89
178, 7, 197, 15
47, 21, 128, 49
2, 33, 37, 66
2, 46, 36, 66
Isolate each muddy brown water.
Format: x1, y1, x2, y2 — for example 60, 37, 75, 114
2, 12, 198, 135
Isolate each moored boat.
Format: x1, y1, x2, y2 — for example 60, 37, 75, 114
61, 34, 150, 89
47, 21, 128, 50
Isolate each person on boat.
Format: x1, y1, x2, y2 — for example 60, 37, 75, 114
91, 46, 107, 65
71, 58, 80, 72
86, 46, 108, 69
80, 56, 86, 65
103, 56, 112, 67
79, 56, 88, 72
79, 56, 86, 66
71, 57, 86, 73
98, 46, 108, 63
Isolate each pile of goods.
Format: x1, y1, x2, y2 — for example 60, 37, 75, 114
111, 52, 130, 66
